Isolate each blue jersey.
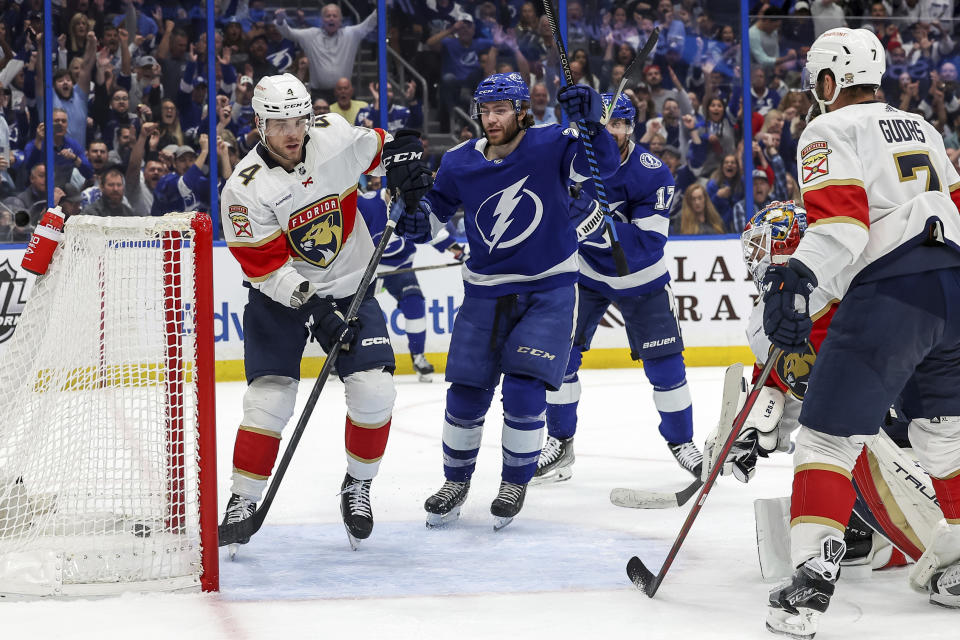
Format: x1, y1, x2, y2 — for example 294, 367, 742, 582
423, 124, 620, 298
578, 142, 675, 298
357, 188, 454, 268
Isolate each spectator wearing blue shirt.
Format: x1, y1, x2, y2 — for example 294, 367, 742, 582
427, 16, 496, 132
706, 154, 744, 233
354, 81, 423, 133
22, 109, 94, 190
151, 141, 210, 216
51, 29, 95, 149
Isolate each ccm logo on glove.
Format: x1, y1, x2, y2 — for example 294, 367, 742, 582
382, 151, 423, 167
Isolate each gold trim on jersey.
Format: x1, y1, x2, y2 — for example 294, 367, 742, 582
341, 183, 358, 200
808, 216, 869, 232
811, 299, 840, 322
226, 228, 283, 248
799, 178, 865, 194
795, 463, 852, 480
346, 450, 384, 464
950, 181, 960, 192
233, 467, 269, 480
347, 416, 391, 429
937, 468, 960, 481
790, 515, 846, 531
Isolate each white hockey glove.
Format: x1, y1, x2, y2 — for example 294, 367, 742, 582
703, 385, 785, 483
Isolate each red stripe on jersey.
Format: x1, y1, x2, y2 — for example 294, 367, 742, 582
791, 466, 856, 530
345, 415, 391, 462
852, 450, 925, 560
363, 128, 386, 175
931, 474, 960, 521
950, 185, 960, 215
233, 428, 281, 478
804, 184, 870, 228
229, 233, 291, 279
340, 188, 358, 243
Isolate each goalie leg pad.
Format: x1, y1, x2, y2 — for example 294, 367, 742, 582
442, 383, 495, 481
790, 428, 863, 567
755, 496, 794, 581
501, 374, 547, 484
232, 375, 299, 500
909, 418, 960, 520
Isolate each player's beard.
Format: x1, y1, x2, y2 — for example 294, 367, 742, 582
486, 117, 521, 147
614, 132, 630, 156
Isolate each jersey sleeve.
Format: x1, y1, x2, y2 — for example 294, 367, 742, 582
561, 125, 621, 184
221, 177, 306, 307
348, 119, 389, 176
790, 119, 870, 286
936, 132, 960, 215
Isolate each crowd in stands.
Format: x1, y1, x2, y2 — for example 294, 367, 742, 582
3, 1, 960, 243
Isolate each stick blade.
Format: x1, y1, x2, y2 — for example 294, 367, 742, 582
626, 556, 657, 596
610, 487, 681, 509
217, 510, 265, 547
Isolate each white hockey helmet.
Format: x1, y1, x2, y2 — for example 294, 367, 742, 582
803, 28, 885, 109
252, 73, 313, 142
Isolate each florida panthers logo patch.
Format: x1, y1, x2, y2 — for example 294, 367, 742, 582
774, 342, 817, 400
288, 195, 344, 267
800, 141, 831, 183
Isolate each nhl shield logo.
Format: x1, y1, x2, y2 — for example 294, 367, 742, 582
0, 259, 28, 343
288, 195, 343, 267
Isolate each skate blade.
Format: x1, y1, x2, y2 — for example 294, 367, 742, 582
530, 466, 572, 486
765, 606, 820, 639
416, 372, 433, 383
345, 527, 361, 551
228, 544, 240, 561
492, 515, 514, 531
425, 506, 461, 528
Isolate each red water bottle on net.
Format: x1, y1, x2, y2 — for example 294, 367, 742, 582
21, 206, 66, 276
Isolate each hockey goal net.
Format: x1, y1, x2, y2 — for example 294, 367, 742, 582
0, 213, 218, 596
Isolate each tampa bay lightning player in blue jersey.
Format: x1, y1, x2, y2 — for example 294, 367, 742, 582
395, 72, 620, 529
534, 93, 700, 485
356, 178, 466, 382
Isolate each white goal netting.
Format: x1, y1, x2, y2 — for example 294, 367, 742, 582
0, 214, 216, 596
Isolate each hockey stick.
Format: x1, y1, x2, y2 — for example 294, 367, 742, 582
378, 261, 461, 277
627, 349, 783, 597
218, 191, 407, 547
609, 478, 702, 510
610, 362, 743, 509
540, 0, 654, 277
601, 28, 660, 126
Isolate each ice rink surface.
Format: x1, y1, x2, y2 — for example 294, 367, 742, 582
6, 367, 958, 639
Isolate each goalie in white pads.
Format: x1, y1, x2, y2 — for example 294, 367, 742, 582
754, 29, 960, 638
218, 74, 431, 550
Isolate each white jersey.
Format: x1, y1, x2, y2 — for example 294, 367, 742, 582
221, 113, 390, 305
792, 101, 960, 298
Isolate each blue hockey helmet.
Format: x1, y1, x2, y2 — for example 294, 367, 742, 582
471, 72, 530, 120
601, 92, 636, 123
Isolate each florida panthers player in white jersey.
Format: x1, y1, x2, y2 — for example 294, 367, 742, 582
218, 73, 432, 550
760, 29, 960, 637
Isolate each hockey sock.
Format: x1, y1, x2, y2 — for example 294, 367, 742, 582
932, 470, 960, 524
501, 374, 547, 484
643, 353, 693, 443
399, 294, 427, 355
545, 346, 583, 440
232, 425, 282, 500
442, 383, 495, 481
791, 463, 857, 567
345, 414, 392, 481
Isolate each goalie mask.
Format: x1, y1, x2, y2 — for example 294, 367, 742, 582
741, 200, 808, 290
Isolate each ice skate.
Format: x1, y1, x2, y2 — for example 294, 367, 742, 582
766, 536, 845, 639
424, 479, 470, 528
531, 435, 574, 485
930, 563, 960, 608
339, 474, 373, 550
411, 353, 435, 382
220, 493, 256, 560
667, 440, 703, 478
490, 481, 527, 531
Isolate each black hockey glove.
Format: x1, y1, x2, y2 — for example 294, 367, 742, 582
382, 129, 433, 211
761, 259, 817, 354
310, 297, 359, 351
558, 84, 604, 135
395, 197, 434, 244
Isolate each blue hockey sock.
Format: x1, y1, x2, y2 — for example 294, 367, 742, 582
399, 294, 427, 354
643, 353, 694, 443
501, 374, 546, 484
442, 383, 495, 481
545, 346, 583, 439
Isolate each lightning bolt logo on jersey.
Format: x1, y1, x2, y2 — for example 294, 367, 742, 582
421, 125, 622, 298
476, 176, 544, 251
